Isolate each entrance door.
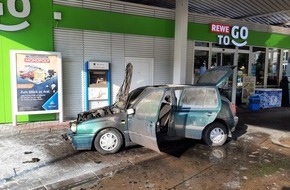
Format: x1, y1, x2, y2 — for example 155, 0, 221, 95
211, 50, 237, 102
125, 57, 153, 91
211, 51, 235, 67
128, 88, 164, 152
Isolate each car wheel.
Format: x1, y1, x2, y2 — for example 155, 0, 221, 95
203, 122, 228, 146
94, 128, 123, 154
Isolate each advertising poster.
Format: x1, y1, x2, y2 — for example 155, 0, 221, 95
10, 50, 63, 125
16, 53, 59, 111
241, 76, 256, 103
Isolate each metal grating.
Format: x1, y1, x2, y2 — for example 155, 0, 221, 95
83, 0, 111, 11
124, 5, 155, 17
53, 0, 175, 20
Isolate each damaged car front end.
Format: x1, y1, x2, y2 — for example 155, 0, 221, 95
63, 63, 140, 154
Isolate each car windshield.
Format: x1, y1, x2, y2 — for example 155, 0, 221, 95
123, 87, 147, 109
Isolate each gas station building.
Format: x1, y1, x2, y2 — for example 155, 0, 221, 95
1, 0, 290, 124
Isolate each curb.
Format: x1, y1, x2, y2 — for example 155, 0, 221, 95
0, 121, 70, 135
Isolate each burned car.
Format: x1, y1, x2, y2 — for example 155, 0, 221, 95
63, 65, 238, 154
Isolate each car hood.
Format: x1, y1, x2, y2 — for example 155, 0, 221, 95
115, 63, 133, 108
195, 66, 235, 86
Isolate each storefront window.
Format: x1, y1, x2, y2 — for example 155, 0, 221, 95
211, 52, 234, 67
211, 52, 221, 67
194, 50, 209, 83
267, 48, 280, 86
252, 47, 266, 86
237, 53, 249, 86
283, 50, 290, 76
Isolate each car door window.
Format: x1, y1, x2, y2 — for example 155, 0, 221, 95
180, 88, 218, 109
135, 89, 164, 119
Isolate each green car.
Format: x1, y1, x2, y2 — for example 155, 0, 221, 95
63, 65, 238, 154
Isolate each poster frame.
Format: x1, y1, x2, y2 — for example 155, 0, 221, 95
10, 50, 63, 126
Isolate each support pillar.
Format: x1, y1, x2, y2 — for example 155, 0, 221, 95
173, 0, 188, 84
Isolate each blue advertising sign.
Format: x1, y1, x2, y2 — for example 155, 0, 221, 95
10, 50, 63, 126
16, 53, 59, 111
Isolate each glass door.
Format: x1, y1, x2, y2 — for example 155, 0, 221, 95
267, 48, 281, 87
211, 49, 235, 103
211, 52, 234, 67
193, 50, 209, 83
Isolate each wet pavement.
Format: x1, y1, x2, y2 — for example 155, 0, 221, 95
0, 107, 290, 190
75, 133, 290, 190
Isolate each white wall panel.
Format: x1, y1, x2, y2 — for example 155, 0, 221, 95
153, 37, 174, 84
111, 34, 125, 103
125, 35, 154, 58
84, 31, 112, 62
54, 28, 181, 119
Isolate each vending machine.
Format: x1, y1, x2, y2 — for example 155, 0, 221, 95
85, 61, 111, 110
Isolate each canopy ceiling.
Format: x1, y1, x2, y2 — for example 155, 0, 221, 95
116, 0, 290, 28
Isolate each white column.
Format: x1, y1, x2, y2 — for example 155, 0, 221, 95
231, 48, 238, 103
173, 0, 188, 84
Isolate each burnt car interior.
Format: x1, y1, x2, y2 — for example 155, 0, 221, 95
158, 94, 171, 133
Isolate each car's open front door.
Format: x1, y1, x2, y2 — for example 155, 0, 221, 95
127, 88, 164, 153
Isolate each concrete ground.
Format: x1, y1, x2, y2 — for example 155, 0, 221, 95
0, 106, 289, 190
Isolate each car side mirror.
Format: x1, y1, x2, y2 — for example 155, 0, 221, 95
127, 108, 135, 115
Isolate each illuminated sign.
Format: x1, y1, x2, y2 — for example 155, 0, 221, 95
0, 0, 31, 31
210, 23, 249, 47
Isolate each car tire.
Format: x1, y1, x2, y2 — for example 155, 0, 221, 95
203, 122, 228, 146
94, 128, 123, 154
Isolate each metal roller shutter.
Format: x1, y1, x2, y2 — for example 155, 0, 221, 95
154, 37, 174, 84
54, 29, 84, 119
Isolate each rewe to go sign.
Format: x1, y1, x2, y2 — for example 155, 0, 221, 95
0, 0, 31, 31
210, 23, 249, 47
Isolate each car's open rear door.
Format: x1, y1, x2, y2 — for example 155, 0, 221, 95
127, 88, 164, 153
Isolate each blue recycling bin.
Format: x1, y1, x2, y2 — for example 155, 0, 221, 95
249, 95, 260, 111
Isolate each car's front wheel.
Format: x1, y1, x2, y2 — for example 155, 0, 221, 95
94, 128, 123, 154
203, 122, 228, 146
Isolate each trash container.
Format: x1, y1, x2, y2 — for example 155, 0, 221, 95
249, 95, 260, 111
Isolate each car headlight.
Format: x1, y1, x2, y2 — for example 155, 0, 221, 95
70, 122, 77, 133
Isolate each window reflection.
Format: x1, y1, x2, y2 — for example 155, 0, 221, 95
194, 50, 209, 83
267, 49, 280, 86
283, 50, 290, 76
252, 47, 266, 86
237, 53, 249, 87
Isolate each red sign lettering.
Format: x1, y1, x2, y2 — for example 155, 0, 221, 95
210, 23, 231, 34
